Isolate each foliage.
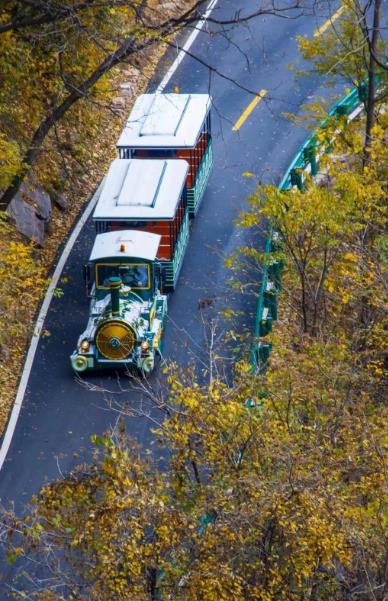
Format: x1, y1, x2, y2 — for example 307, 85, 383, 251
0, 211, 48, 429
0, 133, 22, 189
296, 0, 387, 89
296, 0, 387, 162
2, 346, 386, 600
0, 213, 47, 349
235, 118, 387, 340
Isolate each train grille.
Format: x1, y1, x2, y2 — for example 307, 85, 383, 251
95, 320, 136, 360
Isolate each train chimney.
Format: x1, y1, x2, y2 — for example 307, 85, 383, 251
109, 277, 122, 316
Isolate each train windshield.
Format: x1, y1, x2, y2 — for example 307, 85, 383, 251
96, 263, 150, 290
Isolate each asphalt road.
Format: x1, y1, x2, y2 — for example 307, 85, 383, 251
0, 0, 343, 591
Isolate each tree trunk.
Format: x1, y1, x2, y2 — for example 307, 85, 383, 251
0, 36, 143, 211
363, 0, 382, 166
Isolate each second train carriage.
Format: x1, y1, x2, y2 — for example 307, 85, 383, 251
93, 158, 189, 290
116, 93, 213, 217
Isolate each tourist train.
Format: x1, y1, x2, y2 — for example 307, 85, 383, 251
71, 93, 213, 374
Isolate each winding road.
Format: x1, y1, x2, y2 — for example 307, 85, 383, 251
0, 0, 344, 592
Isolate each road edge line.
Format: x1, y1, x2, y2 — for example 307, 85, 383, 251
0, 185, 101, 471
156, 0, 219, 93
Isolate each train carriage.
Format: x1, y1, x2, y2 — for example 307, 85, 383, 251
71, 230, 168, 374
117, 93, 212, 216
93, 158, 189, 290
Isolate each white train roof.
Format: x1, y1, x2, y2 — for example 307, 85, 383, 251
93, 158, 188, 221
90, 230, 161, 262
117, 93, 211, 149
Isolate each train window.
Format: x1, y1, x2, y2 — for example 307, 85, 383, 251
96, 263, 150, 290
133, 149, 176, 158
127, 221, 147, 228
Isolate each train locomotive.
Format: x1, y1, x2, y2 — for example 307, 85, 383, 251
71, 93, 212, 374
71, 230, 167, 373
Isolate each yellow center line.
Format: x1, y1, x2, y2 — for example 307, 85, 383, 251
232, 89, 268, 131
313, 4, 346, 37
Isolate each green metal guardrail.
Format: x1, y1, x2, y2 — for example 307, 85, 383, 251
251, 84, 365, 370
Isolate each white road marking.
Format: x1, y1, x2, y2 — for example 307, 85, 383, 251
0, 0, 219, 471
156, 0, 219, 93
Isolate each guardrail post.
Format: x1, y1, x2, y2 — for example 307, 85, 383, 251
335, 103, 349, 116
303, 142, 318, 176
264, 280, 278, 321
259, 311, 272, 336
290, 168, 303, 191
269, 232, 284, 290
268, 260, 283, 291
257, 341, 272, 363
357, 81, 367, 104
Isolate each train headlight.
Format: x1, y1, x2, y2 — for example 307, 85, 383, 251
140, 340, 149, 352
80, 339, 90, 353
72, 354, 88, 372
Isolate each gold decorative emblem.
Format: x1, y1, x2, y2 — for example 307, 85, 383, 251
96, 320, 136, 360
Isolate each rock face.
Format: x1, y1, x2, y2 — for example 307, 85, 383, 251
53, 192, 69, 211
7, 194, 45, 246
0, 343, 10, 362
21, 182, 52, 224
6, 180, 52, 246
